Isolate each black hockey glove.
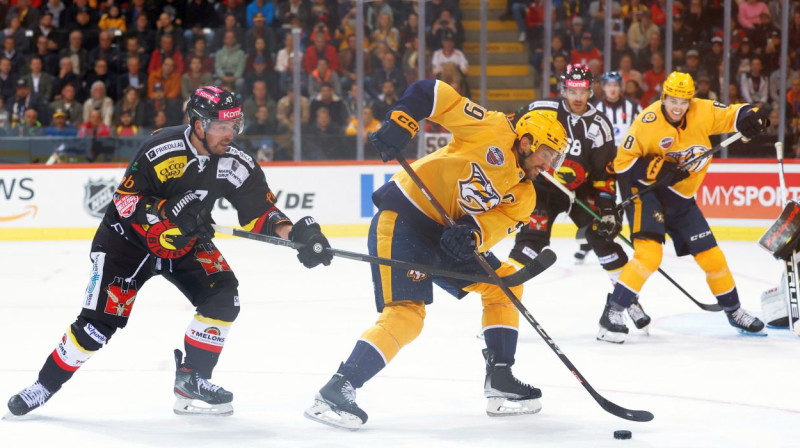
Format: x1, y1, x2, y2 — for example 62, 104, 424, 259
163, 191, 214, 239
289, 216, 333, 268
440, 218, 481, 261
368, 106, 420, 162
593, 206, 623, 240
736, 106, 771, 139
645, 156, 690, 187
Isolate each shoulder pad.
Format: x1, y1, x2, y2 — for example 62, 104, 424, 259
225, 145, 256, 170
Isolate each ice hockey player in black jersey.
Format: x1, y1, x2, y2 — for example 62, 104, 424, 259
509, 64, 651, 332
7, 86, 333, 418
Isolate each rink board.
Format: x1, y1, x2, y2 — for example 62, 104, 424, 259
1, 160, 799, 241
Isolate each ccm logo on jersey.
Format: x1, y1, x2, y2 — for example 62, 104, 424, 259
458, 163, 501, 213
145, 140, 185, 161
690, 230, 712, 241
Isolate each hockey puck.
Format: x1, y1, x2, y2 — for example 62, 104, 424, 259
614, 430, 632, 440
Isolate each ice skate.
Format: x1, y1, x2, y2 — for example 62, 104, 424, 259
726, 308, 767, 336
574, 243, 591, 265
482, 349, 542, 417
304, 372, 367, 430
597, 304, 629, 343
173, 349, 234, 416
6, 381, 52, 417
627, 300, 651, 334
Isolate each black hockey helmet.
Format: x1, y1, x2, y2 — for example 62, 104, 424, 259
560, 64, 593, 91
187, 86, 244, 135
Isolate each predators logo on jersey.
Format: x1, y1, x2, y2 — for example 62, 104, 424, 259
458, 163, 501, 214
666, 145, 712, 172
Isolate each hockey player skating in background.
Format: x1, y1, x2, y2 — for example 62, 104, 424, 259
304, 79, 568, 430
508, 64, 651, 332
7, 87, 333, 417
602, 72, 768, 343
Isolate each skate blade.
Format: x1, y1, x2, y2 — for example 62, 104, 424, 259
304, 398, 363, 431
173, 398, 233, 417
636, 324, 650, 335
596, 328, 627, 344
486, 397, 542, 417
733, 328, 768, 337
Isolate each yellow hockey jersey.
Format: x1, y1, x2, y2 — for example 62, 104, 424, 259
614, 98, 745, 198
390, 80, 534, 251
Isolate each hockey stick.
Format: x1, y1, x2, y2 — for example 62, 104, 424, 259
616, 132, 743, 212
774, 141, 800, 335
395, 157, 654, 423
540, 171, 722, 312
211, 224, 545, 287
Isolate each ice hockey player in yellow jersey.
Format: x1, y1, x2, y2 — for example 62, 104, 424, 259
304, 79, 568, 429
600, 72, 769, 343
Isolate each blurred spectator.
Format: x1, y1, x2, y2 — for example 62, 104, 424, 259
431, 31, 467, 77
44, 109, 77, 136
113, 85, 145, 127
571, 31, 603, 68
588, 0, 621, 42
148, 34, 183, 75
9, 0, 39, 30
129, 13, 156, 55
400, 35, 421, 86
303, 27, 339, 73
339, 33, 371, 94
685, 0, 709, 46
564, 16, 585, 53
275, 32, 295, 81
627, 10, 658, 54
309, 82, 348, 130
246, 36, 273, 73
43, 0, 67, 29
154, 11, 184, 54
750, 12, 776, 49
738, 0, 769, 30
345, 104, 380, 141
31, 35, 59, 76
7, 78, 46, 128
649, 0, 677, 27
213, 13, 244, 52
243, 79, 277, 126
98, 5, 126, 34
61, 0, 90, 31
0, 56, 17, 100
184, 37, 214, 75
769, 66, 797, 110
618, 52, 643, 87
740, 57, 768, 109
50, 83, 82, 125
305, 107, 343, 159
122, 35, 149, 73
703, 36, 724, 79
728, 82, 745, 104
342, 81, 362, 117
366, 0, 393, 33
762, 30, 781, 74
546, 53, 569, 97
610, 33, 631, 71
398, 12, 419, 49
437, 61, 469, 96
309, 0, 332, 29
671, 14, 692, 54
117, 55, 147, 101
24, 55, 54, 102
787, 75, 800, 126
14, 108, 43, 136
246, 12, 277, 56
370, 79, 399, 120
82, 81, 113, 126
555, 0, 582, 33
246, 104, 278, 136
247, 0, 275, 28
83, 58, 115, 101
640, 52, 666, 106
0, 97, 7, 133
275, 0, 312, 32
125, 0, 155, 32
143, 84, 181, 127
215, 30, 246, 91
635, 31, 661, 72
620, 0, 648, 27
370, 51, 404, 99
695, 74, 718, 101
79, 110, 112, 163
624, 78, 644, 104
114, 110, 140, 137
4, 15, 28, 55
372, 12, 400, 53
184, 0, 221, 47
682, 49, 702, 80
308, 57, 342, 98
246, 55, 278, 100
506, 0, 530, 42
159, 0, 186, 27
182, 56, 213, 101
276, 83, 310, 133
31, 13, 58, 51
58, 30, 88, 76
424, 0, 459, 30
148, 57, 181, 99
3, 35, 24, 74
733, 38, 754, 77
72, 7, 98, 50
88, 31, 121, 76
152, 109, 168, 129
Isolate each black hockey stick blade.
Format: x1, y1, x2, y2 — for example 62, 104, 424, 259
212, 224, 549, 287
597, 396, 655, 422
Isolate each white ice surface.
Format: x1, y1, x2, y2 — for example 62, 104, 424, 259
1, 236, 798, 448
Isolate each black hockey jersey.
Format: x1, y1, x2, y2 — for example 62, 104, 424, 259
104, 125, 289, 258
524, 99, 617, 200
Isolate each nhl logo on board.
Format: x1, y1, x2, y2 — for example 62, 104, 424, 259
659, 137, 674, 150
83, 178, 117, 218
486, 146, 505, 166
